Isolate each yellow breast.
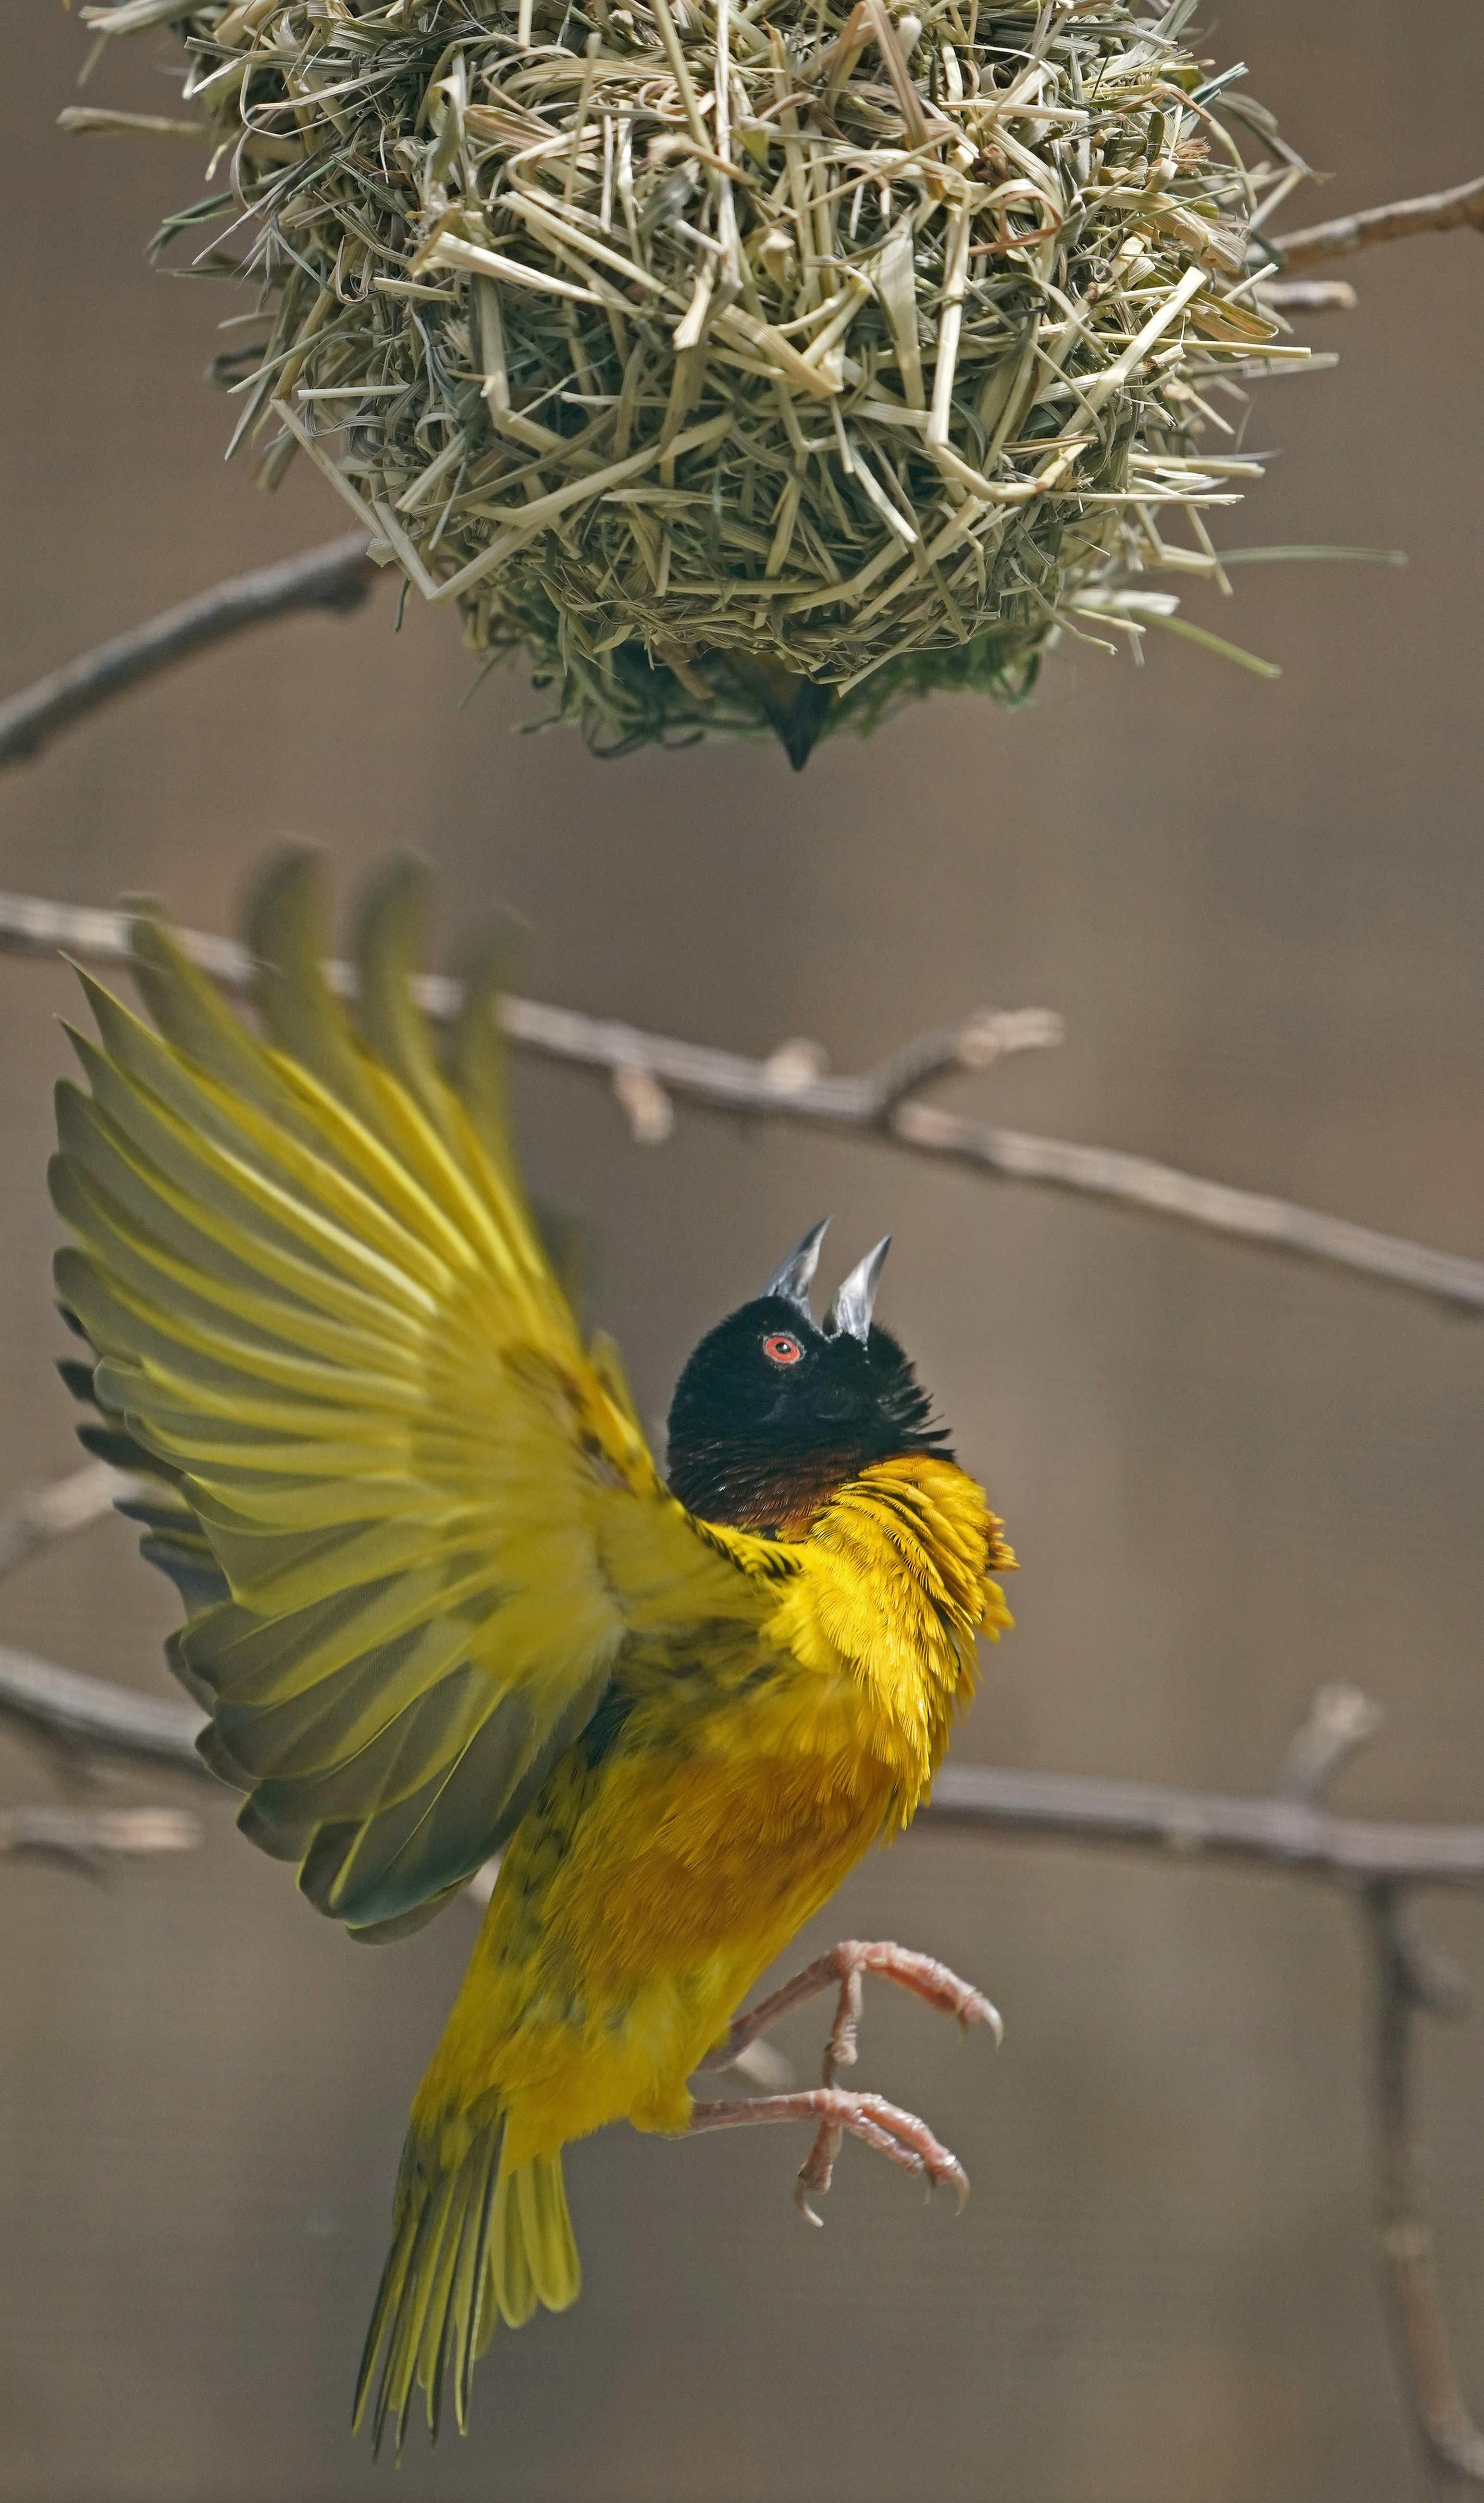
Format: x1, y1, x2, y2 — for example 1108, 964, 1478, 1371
419, 1453, 1012, 2156
763, 1453, 1013, 1825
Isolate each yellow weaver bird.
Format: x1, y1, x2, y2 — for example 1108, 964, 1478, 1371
48, 853, 1014, 2452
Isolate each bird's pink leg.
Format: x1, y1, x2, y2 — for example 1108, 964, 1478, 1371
697, 1938, 1001, 2082
692, 1939, 1000, 2224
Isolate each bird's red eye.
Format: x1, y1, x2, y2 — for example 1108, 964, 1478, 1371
763, 1332, 804, 1366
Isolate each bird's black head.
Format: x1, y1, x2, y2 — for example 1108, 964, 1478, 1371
665, 1220, 952, 1534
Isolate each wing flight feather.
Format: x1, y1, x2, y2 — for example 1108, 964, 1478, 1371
49, 851, 783, 1941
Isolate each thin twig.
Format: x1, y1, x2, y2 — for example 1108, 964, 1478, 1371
0, 1804, 202, 1873
1365, 1884, 1484, 2489
3, 891, 1481, 1319
854, 1010, 1066, 1115
0, 1645, 210, 1781
0, 1462, 141, 1584
1254, 279, 1358, 314
0, 535, 378, 770
884, 1105, 1484, 1317
924, 1764, 1484, 1890
1274, 174, 1484, 275
1274, 1680, 1385, 1803
1266, 1687, 1484, 2485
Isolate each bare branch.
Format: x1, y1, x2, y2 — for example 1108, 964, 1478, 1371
6, 1641, 1484, 1895
0, 1462, 141, 1585
1255, 279, 1359, 314
0, 1804, 201, 1874
852, 1008, 1067, 1117
3, 891, 1482, 1318
1365, 1884, 1484, 2488
1274, 174, 1484, 276
884, 1106, 1484, 1317
0, 1645, 210, 1782
0, 535, 378, 771
612, 1062, 677, 1146
1265, 1699, 1484, 2475
924, 1763, 1484, 1892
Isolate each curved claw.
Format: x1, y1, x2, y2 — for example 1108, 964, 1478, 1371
692, 2086, 966, 2220
794, 2178, 826, 2229
962, 1987, 1004, 2047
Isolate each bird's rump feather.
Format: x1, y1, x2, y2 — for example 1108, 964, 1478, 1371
49, 849, 783, 1938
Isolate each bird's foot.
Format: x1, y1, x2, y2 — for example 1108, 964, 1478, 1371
693, 1938, 999, 2223
699, 1937, 1001, 2087
688, 2085, 969, 2226
819, 1939, 1002, 2087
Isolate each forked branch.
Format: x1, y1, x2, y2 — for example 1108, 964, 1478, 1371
3, 889, 1482, 1319
2, 1635, 1483, 1889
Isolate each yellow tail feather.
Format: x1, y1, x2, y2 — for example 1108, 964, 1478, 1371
353, 2119, 580, 2453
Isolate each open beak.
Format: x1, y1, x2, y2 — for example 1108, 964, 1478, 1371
824, 1237, 890, 1342
761, 1217, 831, 1315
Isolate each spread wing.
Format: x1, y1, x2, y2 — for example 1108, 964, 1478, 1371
49, 852, 787, 1942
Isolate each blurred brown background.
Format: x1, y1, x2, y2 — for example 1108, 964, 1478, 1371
1, 3, 1482, 2496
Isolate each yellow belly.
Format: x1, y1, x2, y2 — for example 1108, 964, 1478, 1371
415, 1649, 897, 2164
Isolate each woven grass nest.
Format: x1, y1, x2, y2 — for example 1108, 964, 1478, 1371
82, 0, 1307, 761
